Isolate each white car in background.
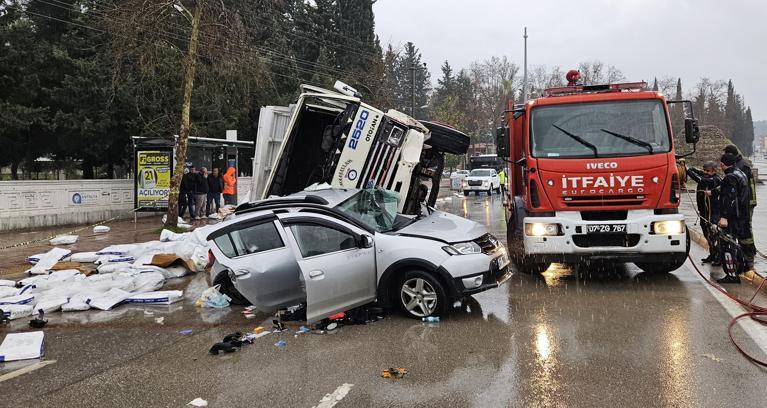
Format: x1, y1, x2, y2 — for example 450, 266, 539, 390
463, 168, 501, 196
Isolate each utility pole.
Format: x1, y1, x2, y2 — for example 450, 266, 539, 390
523, 26, 528, 103
410, 62, 416, 117
166, 0, 204, 228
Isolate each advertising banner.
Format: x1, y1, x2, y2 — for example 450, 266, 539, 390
135, 149, 172, 211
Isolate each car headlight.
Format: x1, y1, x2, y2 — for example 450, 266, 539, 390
443, 241, 482, 255
525, 222, 560, 237
652, 220, 684, 235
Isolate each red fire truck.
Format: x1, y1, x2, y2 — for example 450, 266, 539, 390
497, 76, 700, 274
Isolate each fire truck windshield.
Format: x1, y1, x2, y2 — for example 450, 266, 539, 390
530, 100, 670, 158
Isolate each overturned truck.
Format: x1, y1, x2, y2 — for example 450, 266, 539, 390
250, 83, 470, 213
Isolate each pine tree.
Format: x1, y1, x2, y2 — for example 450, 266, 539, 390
744, 107, 755, 156
396, 42, 431, 118
652, 77, 658, 91
670, 78, 685, 136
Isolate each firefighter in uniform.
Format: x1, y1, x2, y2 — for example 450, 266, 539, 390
686, 161, 721, 265
717, 153, 750, 284
723, 145, 757, 269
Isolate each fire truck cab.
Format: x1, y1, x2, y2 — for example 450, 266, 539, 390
497, 78, 700, 274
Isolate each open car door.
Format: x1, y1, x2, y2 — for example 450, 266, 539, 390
279, 212, 377, 323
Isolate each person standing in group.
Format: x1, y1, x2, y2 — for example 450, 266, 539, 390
686, 161, 721, 265
723, 144, 757, 269
180, 166, 196, 220
194, 167, 209, 220
223, 167, 237, 206
207, 167, 223, 216
717, 153, 751, 284
179, 166, 191, 219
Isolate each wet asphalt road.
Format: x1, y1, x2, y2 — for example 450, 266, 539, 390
2, 193, 767, 407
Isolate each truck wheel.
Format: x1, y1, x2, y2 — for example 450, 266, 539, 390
395, 270, 448, 319
635, 227, 690, 274
419, 121, 471, 155
213, 272, 250, 305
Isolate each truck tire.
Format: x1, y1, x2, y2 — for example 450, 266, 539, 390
507, 196, 550, 274
634, 227, 690, 274
419, 121, 471, 155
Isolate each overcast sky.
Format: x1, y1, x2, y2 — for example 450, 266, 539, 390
373, 0, 767, 120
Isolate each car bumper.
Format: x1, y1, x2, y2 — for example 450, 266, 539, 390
440, 248, 512, 298
463, 184, 491, 191
522, 210, 687, 262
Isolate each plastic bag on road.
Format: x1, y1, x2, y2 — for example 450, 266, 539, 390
191, 246, 209, 272
26, 248, 71, 275
197, 285, 231, 308
50, 235, 78, 245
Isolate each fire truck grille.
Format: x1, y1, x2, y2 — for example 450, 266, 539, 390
572, 234, 640, 248
563, 195, 645, 207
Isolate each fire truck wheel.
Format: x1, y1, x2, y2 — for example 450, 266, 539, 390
634, 259, 685, 274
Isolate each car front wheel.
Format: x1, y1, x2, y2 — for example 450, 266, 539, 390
396, 270, 448, 319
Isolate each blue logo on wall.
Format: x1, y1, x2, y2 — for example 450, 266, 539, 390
72, 193, 82, 204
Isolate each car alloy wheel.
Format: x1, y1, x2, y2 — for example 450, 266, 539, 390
400, 277, 438, 317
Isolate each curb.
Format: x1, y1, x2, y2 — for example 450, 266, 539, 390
687, 227, 767, 295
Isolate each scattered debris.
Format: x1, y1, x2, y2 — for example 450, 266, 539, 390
381, 367, 408, 379
701, 353, 724, 362
314, 383, 354, 408
196, 285, 231, 309
272, 319, 285, 332
422, 316, 440, 322
179, 329, 193, 335
274, 340, 287, 349
209, 342, 237, 354
154, 317, 165, 325
253, 326, 265, 334
296, 326, 311, 334
29, 311, 47, 329
143, 310, 154, 316
187, 397, 208, 407
0, 331, 44, 362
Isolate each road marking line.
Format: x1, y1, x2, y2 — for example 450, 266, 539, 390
313, 383, 354, 408
686, 259, 767, 357
0, 360, 56, 383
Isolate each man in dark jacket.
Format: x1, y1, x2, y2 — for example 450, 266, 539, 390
686, 161, 721, 264
207, 167, 223, 216
723, 145, 757, 269
717, 153, 751, 284
179, 166, 196, 219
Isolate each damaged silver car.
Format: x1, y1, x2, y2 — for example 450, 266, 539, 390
206, 188, 511, 322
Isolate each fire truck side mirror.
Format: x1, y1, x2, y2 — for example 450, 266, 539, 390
684, 118, 700, 144
496, 127, 510, 158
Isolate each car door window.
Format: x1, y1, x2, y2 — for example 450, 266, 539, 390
289, 224, 356, 258
230, 221, 284, 255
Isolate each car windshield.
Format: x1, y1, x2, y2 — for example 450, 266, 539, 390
335, 189, 400, 232
531, 100, 671, 158
470, 169, 493, 177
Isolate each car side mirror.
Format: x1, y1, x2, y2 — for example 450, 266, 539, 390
495, 127, 510, 158
358, 234, 374, 248
684, 118, 700, 144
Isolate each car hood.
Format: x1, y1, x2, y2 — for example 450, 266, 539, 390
397, 210, 487, 243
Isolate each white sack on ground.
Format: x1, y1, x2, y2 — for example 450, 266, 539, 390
70, 252, 100, 263
132, 272, 165, 293
26, 254, 44, 265
88, 288, 132, 311
26, 248, 71, 275
34, 296, 69, 314
49, 235, 78, 245
161, 215, 185, 224
95, 255, 135, 265
0, 331, 44, 361
0, 304, 34, 320
0, 294, 36, 305
93, 226, 111, 233
97, 262, 134, 274
160, 229, 188, 242
61, 295, 91, 312
0, 280, 16, 287
0, 287, 19, 298
96, 244, 140, 257
125, 290, 183, 305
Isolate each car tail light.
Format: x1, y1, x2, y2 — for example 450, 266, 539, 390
670, 173, 680, 204
207, 249, 215, 269
530, 179, 541, 208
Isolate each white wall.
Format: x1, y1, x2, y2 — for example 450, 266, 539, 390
0, 178, 251, 231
